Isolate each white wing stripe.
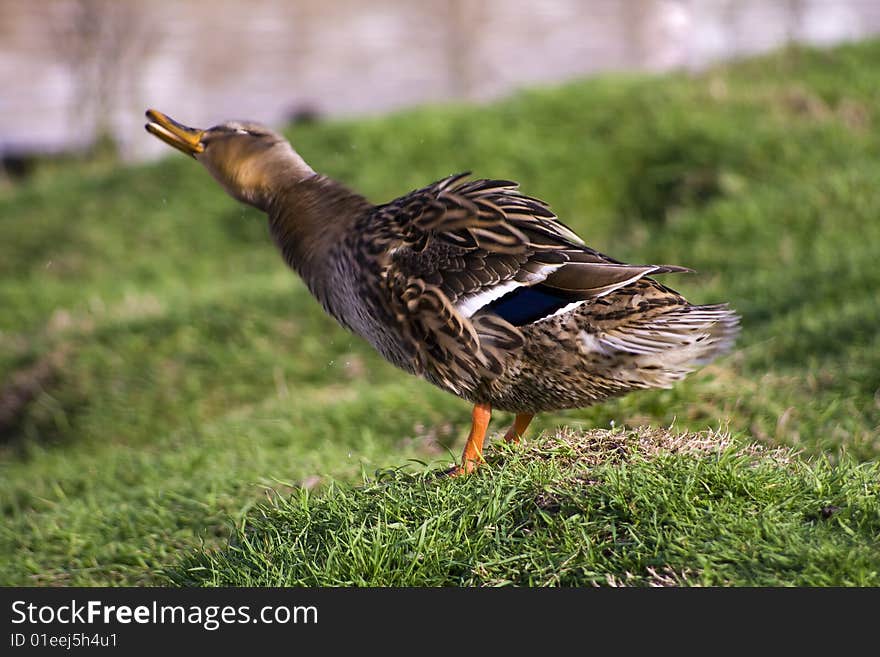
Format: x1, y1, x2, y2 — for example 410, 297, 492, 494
455, 280, 524, 318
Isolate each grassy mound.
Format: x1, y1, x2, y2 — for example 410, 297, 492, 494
1, 40, 879, 585
171, 429, 880, 587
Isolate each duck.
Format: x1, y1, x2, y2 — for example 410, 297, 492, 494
145, 109, 740, 475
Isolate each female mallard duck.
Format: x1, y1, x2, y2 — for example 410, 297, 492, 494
146, 109, 739, 475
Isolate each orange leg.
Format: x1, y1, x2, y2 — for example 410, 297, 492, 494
503, 413, 534, 444
451, 402, 492, 476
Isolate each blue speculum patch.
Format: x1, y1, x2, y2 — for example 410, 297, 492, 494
486, 284, 574, 326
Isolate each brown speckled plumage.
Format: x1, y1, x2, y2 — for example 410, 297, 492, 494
145, 110, 740, 474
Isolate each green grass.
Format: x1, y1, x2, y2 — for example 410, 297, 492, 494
171, 429, 880, 587
2, 40, 879, 586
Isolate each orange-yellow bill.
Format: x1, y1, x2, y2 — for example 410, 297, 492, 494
145, 109, 205, 157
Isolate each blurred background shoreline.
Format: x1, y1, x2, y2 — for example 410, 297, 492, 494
3, 0, 880, 168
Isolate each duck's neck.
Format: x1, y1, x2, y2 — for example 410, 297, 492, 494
266, 174, 373, 306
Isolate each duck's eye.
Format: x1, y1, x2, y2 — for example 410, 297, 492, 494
235, 128, 250, 135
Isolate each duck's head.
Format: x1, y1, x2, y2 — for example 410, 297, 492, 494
145, 109, 314, 210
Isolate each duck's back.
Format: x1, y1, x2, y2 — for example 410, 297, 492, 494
273, 172, 739, 413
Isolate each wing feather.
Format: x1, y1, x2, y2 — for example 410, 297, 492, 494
376, 173, 688, 388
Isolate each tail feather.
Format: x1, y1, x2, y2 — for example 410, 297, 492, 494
596, 303, 740, 388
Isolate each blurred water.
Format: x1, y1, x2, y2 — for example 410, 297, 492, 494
1, 0, 879, 161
